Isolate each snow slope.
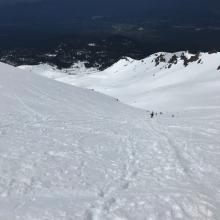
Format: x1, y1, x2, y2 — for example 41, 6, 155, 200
1, 59, 220, 220
20, 52, 220, 111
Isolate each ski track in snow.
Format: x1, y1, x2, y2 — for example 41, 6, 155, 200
1, 58, 220, 220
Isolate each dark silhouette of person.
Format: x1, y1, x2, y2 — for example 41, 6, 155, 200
151, 112, 154, 118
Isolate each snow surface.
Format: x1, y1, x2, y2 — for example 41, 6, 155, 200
20, 52, 220, 112
1, 52, 220, 220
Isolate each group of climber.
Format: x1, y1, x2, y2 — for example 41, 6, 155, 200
150, 111, 161, 118
150, 111, 174, 118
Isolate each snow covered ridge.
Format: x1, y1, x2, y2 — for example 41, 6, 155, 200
1, 61, 220, 219
19, 51, 220, 111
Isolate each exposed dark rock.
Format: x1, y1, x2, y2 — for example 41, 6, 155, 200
188, 52, 200, 63
198, 59, 202, 64
167, 54, 178, 68
180, 52, 200, 67
180, 53, 189, 66
155, 54, 166, 66
168, 54, 178, 65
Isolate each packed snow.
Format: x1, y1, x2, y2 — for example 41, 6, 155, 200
0, 51, 220, 220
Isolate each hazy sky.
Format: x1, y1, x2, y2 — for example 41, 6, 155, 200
0, 0, 219, 25
0, 0, 219, 11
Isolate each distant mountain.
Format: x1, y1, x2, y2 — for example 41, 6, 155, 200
20, 51, 220, 111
